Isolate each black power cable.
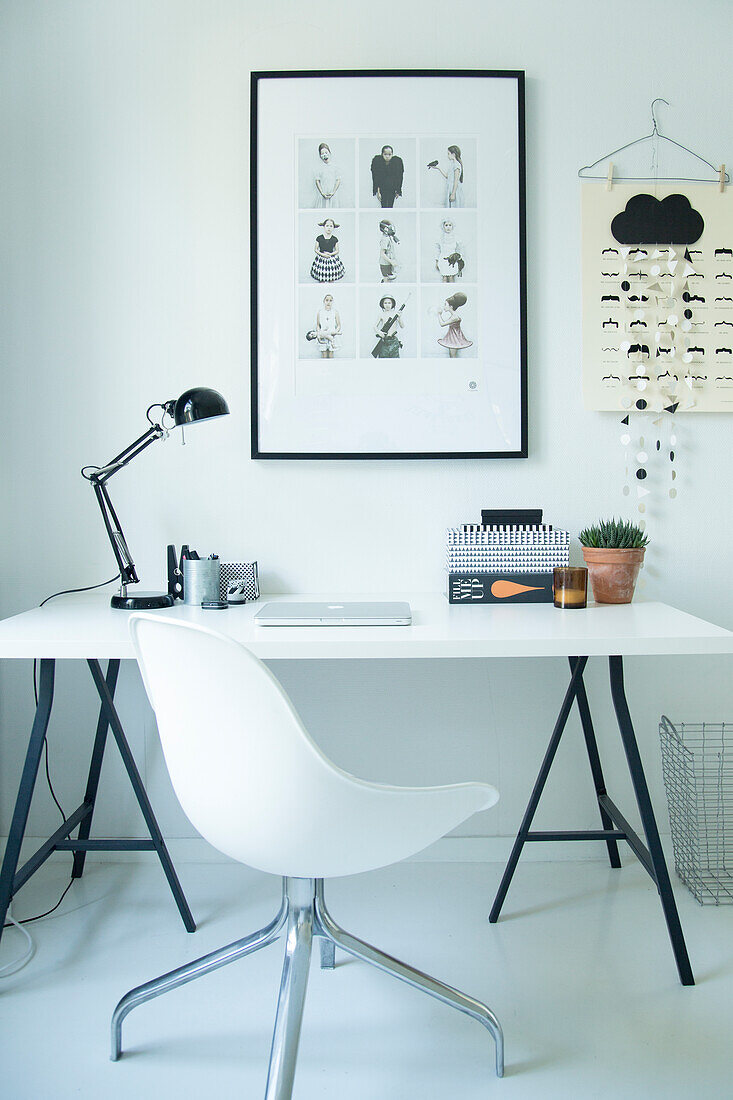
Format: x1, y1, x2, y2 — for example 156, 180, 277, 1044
3, 574, 119, 931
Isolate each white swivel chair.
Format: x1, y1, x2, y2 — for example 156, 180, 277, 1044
112, 614, 503, 1096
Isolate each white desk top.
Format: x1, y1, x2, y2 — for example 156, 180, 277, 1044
0, 592, 731, 660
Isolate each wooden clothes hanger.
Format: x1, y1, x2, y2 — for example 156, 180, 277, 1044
578, 99, 728, 187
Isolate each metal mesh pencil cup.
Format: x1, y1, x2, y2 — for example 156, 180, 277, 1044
659, 715, 733, 904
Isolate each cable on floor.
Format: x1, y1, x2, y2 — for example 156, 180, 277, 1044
0, 574, 119, 974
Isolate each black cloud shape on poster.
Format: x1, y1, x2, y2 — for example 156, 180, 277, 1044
611, 194, 704, 245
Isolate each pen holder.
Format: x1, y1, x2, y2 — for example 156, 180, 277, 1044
183, 559, 221, 606
219, 561, 260, 603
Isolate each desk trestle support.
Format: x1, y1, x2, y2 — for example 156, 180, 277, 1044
489, 654, 694, 987
0, 658, 195, 948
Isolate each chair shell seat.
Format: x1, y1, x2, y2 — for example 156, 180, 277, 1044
130, 614, 498, 879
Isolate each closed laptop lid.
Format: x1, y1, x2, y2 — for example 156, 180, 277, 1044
254, 601, 412, 626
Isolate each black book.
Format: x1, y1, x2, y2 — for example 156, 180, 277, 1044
481, 508, 543, 527
446, 572, 554, 604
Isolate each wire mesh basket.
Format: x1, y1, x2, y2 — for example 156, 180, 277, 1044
659, 716, 733, 904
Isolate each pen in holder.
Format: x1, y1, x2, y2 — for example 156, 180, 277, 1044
183, 558, 221, 606
166, 546, 258, 604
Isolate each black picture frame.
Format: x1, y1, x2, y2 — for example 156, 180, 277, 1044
251, 69, 527, 460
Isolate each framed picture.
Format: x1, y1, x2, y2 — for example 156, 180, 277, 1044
251, 70, 527, 459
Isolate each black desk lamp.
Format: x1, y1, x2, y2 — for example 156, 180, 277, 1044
82, 387, 229, 610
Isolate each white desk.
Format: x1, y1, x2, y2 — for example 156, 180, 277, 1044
2, 592, 732, 985
1, 591, 731, 660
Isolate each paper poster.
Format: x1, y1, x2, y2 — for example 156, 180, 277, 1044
582, 184, 733, 412
252, 72, 527, 458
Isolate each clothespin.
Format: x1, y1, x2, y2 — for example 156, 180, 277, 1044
720, 164, 726, 193
606, 162, 615, 192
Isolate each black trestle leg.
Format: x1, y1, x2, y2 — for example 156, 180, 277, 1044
86, 659, 196, 933
570, 656, 622, 869
489, 656, 588, 923
0, 659, 56, 946
72, 659, 120, 879
608, 655, 694, 986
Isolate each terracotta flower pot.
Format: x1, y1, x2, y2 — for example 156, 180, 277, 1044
581, 546, 646, 604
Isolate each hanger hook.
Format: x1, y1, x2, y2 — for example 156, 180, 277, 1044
651, 98, 669, 134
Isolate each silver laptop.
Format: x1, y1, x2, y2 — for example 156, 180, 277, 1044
254, 601, 412, 626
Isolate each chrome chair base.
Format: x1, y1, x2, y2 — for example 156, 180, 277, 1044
111, 876, 504, 1094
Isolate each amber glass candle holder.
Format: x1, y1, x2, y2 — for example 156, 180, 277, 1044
553, 566, 588, 609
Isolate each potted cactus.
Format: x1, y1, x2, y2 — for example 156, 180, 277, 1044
578, 518, 649, 604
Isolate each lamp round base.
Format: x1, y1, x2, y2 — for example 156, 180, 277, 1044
111, 592, 175, 610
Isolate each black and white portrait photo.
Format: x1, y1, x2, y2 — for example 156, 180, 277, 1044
359, 139, 416, 208
371, 144, 403, 207
360, 288, 416, 359
297, 212, 355, 284
421, 285, 478, 359
298, 285, 356, 360
421, 138, 477, 208
359, 213, 417, 284
297, 137, 355, 208
420, 212, 476, 282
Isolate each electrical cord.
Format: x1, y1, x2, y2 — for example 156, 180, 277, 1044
37, 575, 121, 609
0, 906, 34, 976
1, 573, 120, 971
31, 573, 121, 826
146, 400, 174, 428
3, 879, 76, 932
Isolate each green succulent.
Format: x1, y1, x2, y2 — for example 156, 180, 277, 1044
578, 518, 649, 549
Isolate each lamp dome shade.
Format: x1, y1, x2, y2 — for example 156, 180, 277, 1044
173, 388, 229, 425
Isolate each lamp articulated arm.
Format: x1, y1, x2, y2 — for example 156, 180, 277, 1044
84, 424, 166, 588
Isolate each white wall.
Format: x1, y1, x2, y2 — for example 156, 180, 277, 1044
2, 0, 733, 856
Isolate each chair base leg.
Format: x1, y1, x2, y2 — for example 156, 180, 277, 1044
318, 933, 336, 970
265, 878, 314, 1100
110, 876, 505, 1086
314, 880, 504, 1078
111, 888, 288, 1061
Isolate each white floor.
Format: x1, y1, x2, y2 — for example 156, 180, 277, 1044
1, 857, 732, 1098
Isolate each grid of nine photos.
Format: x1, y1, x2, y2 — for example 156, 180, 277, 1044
297, 136, 478, 392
